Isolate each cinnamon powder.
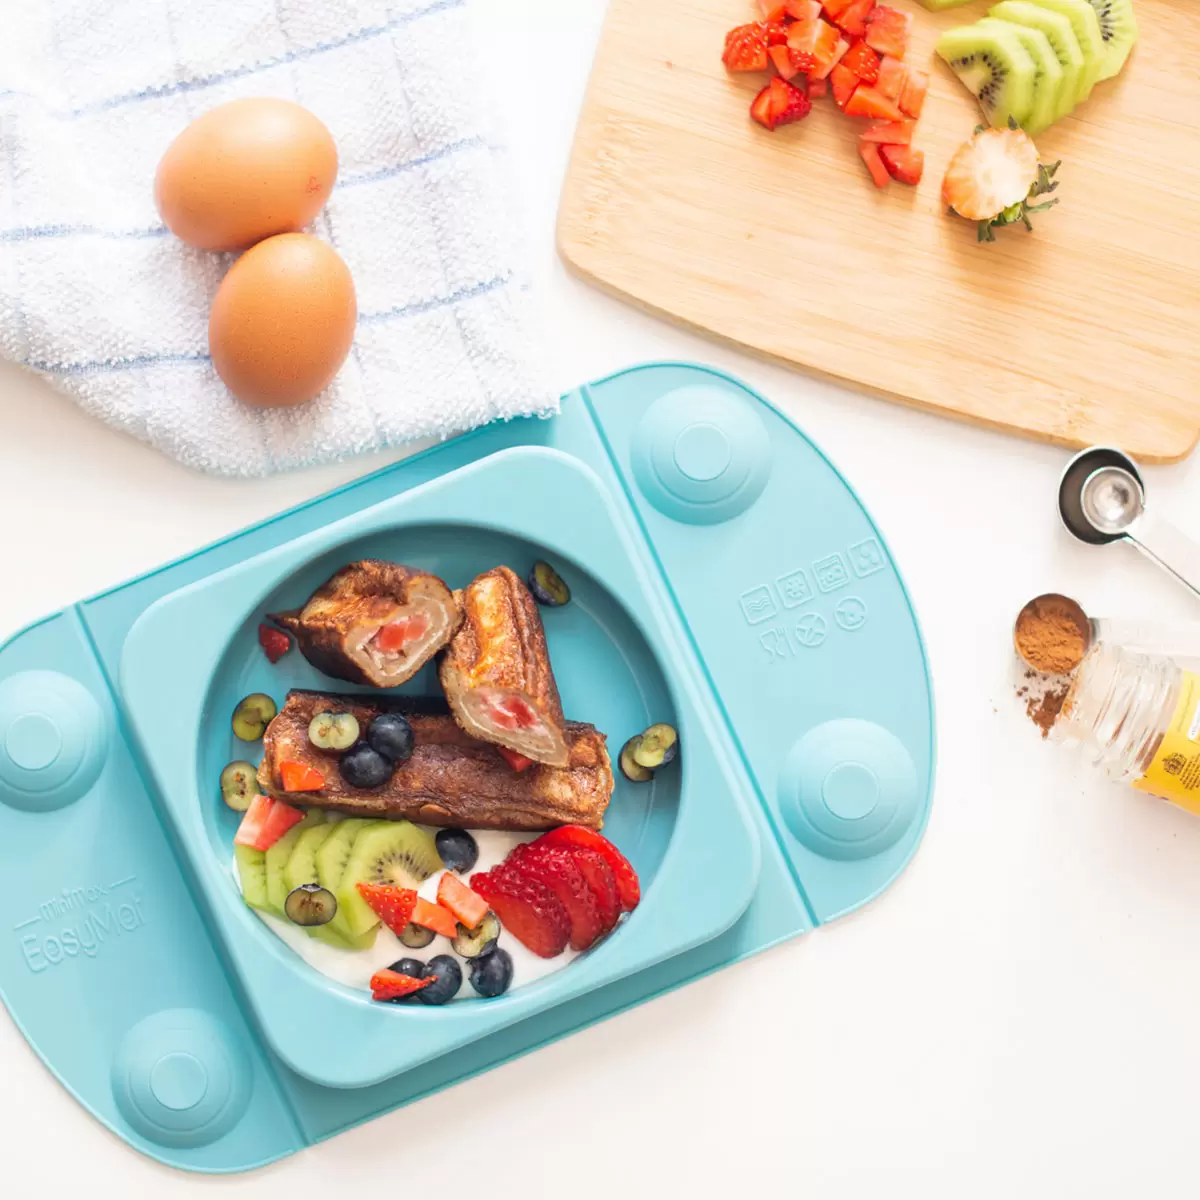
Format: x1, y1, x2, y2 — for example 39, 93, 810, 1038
1014, 594, 1090, 675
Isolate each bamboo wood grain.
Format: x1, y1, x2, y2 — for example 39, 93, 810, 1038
558, 0, 1199, 462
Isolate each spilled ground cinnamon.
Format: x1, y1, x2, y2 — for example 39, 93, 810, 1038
1014, 594, 1090, 675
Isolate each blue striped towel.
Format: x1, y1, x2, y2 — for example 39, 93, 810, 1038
0, 0, 555, 476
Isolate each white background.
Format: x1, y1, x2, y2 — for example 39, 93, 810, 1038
3, 2, 1200, 1196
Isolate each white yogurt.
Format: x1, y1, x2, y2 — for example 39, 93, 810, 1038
233, 827, 578, 1000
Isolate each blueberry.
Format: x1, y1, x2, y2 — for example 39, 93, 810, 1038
338, 743, 394, 790
417, 954, 463, 1006
367, 713, 416, 764
469, 947, 513, 998
389, 957, 427, 980
399, 923, 436, 949
435, 828, 479, 873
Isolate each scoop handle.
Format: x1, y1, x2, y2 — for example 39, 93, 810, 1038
1125, 515, 1200, 605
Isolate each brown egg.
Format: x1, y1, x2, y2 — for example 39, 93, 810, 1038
155, 98, 338, 251
209, 233, 356, 408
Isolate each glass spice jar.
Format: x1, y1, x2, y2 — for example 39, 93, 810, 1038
1054, 643, 1200, 814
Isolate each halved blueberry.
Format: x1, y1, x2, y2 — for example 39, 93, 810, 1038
284, 884, 337, 927
528, 560, 571, 607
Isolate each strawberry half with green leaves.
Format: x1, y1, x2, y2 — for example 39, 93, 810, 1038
356, 882, 418, 937
750, 76, 812, 130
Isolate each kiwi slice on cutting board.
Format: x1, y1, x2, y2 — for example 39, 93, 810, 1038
316, 817, 377, 942
1080, 0, 1137, 80
235, 845, 270, 911
1028, 0, 1103, 100
265, 809, 325, 914
283, 824, 337, 896
936, 22, 1037, 131
975, 18, 1063, 134
990, 2, 1084, 118
336, 821, 443, 938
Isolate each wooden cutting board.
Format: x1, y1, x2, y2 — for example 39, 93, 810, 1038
558, 0, 1199, 462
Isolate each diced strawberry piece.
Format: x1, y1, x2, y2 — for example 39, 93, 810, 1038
506, 844, 604, 952
279, 760, 326, 793
865, 5, 910, 58
811, 35, 849, 79
860, 119, 914, 144
410, 896, 459, 939
561, 845, 621, 935
820, 0, 855, 18
858, 141, 891, 188
881, 143, 924, 185
808, 76, 828, 97
840, 40, 880, 84
437, 873, 490, 929
829, 63, 860, 108
258, 624, 291, 664
497, 747, 536, 772
374, 613, 430, 654
370, 968, 434, 1002
786, 17, 840, 76
723, 22, 769, 72
764, 21, 790, 45
844, 84, 903, 121
356, 883, 418, 937
471, 869, 571, 958
749, 86, 776, 130
784, 0, 822, 17
750, 77, 811, 130
234, 794, 306, 852
876, 56, 907, 103
758, 0, 789, 19
899, 68, 928, 118
769, 43, 799, 79
536, 825, 641, 912
833, 0, 875, 36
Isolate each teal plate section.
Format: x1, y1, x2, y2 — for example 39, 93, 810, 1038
0, 363, 933, 1172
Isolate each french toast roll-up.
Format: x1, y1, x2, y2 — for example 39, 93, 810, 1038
270, 560, 461, 688
439, 566, 571, 768
257, 690, 614, 832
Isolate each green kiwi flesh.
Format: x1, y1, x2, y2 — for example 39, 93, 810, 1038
265, 809, 324, 914
976, 19, 1063, 134
283, 824, 336, 895
936, 22, 1037, 131
316, 817, 377, 942
235, 845, 270, 911
1028, 0, 1103, 100
990, 1, 1084, 118
336, 821, 443, 937
1081, 0, 1137, 80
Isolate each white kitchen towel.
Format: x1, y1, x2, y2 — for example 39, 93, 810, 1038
0, 0, 555, 476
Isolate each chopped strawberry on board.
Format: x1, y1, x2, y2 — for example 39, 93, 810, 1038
876, 56, 908, 103
858, 141, 891, 188
841, 40, 881, 84
723, 22, 770, 72
758, 0, 789, 18
750, 76, 812, 130
497, 747, 535, 772
437, 873, 490, 929
356, 882, 419, 937
834, 0, 876, 38
471, 869, 571, 958
899, 69, 928, 118
769, 43, 800, 78
410, 896, 459, 939
234, 794, 305, 852
370, 968, 435, 1002
536, 825, 641, 912
820, 0, 855, 18
829, 62, 859, 108
860, 118, 915, 144
785, 0, 823, 17
881, 143, 924, 185
279, 760, 326, 792
808, 75, 829, 97
258, 624, 291, 664
865, 5, 911, 58
844, 83, 904, 121
786, 17, 843, 76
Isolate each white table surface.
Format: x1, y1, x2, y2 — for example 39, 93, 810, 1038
4, 3, 1200, 1196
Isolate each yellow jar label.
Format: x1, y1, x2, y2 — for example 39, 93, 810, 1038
1134, 670, 1200, 814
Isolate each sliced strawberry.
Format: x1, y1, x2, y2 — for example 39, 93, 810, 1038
758, 0, 789, 18
506, 845, 604, 952
536, 825, 641, 912
764, 21, 790, 46
410, 896, 459, 939
437, 873, 489, 929
279, 760, 326, 793
723, 22, 770, 72
749, 86, 776, 130
881, 144, 924, 185
258, 624, 291, 664
942, 127, 1039, 221
875, 56, 907, 103
562, 846, 621, 935
829, 63, 859, 108
858, 141, 891, 188
234, 794, 306, 851
899, 68, 928, 118
840, 40, 880, 84
860, 119, 914, 144
769, 43, 799, 79
844, 84, 903, 121
373, 613, 430, 654
786, 17, 840, 76
498, 747, 535, 772
471, 869, 571, 958
370, 968, 434, 1002
750, 77, 811, 130
784, 0, 823, 17
864, 5, 910, 58
356, 883, 418, 937
807, 75, 829, 98
833, 0, 875, 37
820, 0, 855, 18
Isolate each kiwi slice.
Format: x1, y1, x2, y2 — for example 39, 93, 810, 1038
936, 22, 1037, 131
336, 822, 443, 937
265, 809, 325, 913
976, 19, 1063, 134
1029, 0, 1103, 100
284, 824, 337, 896
1079, 0, 1136, 80
235, 845, 270, 911
990, 2, 1083, 118
316, 817, 376, 942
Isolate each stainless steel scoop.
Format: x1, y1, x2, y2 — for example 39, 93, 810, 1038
1058, 447, 1200, 603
